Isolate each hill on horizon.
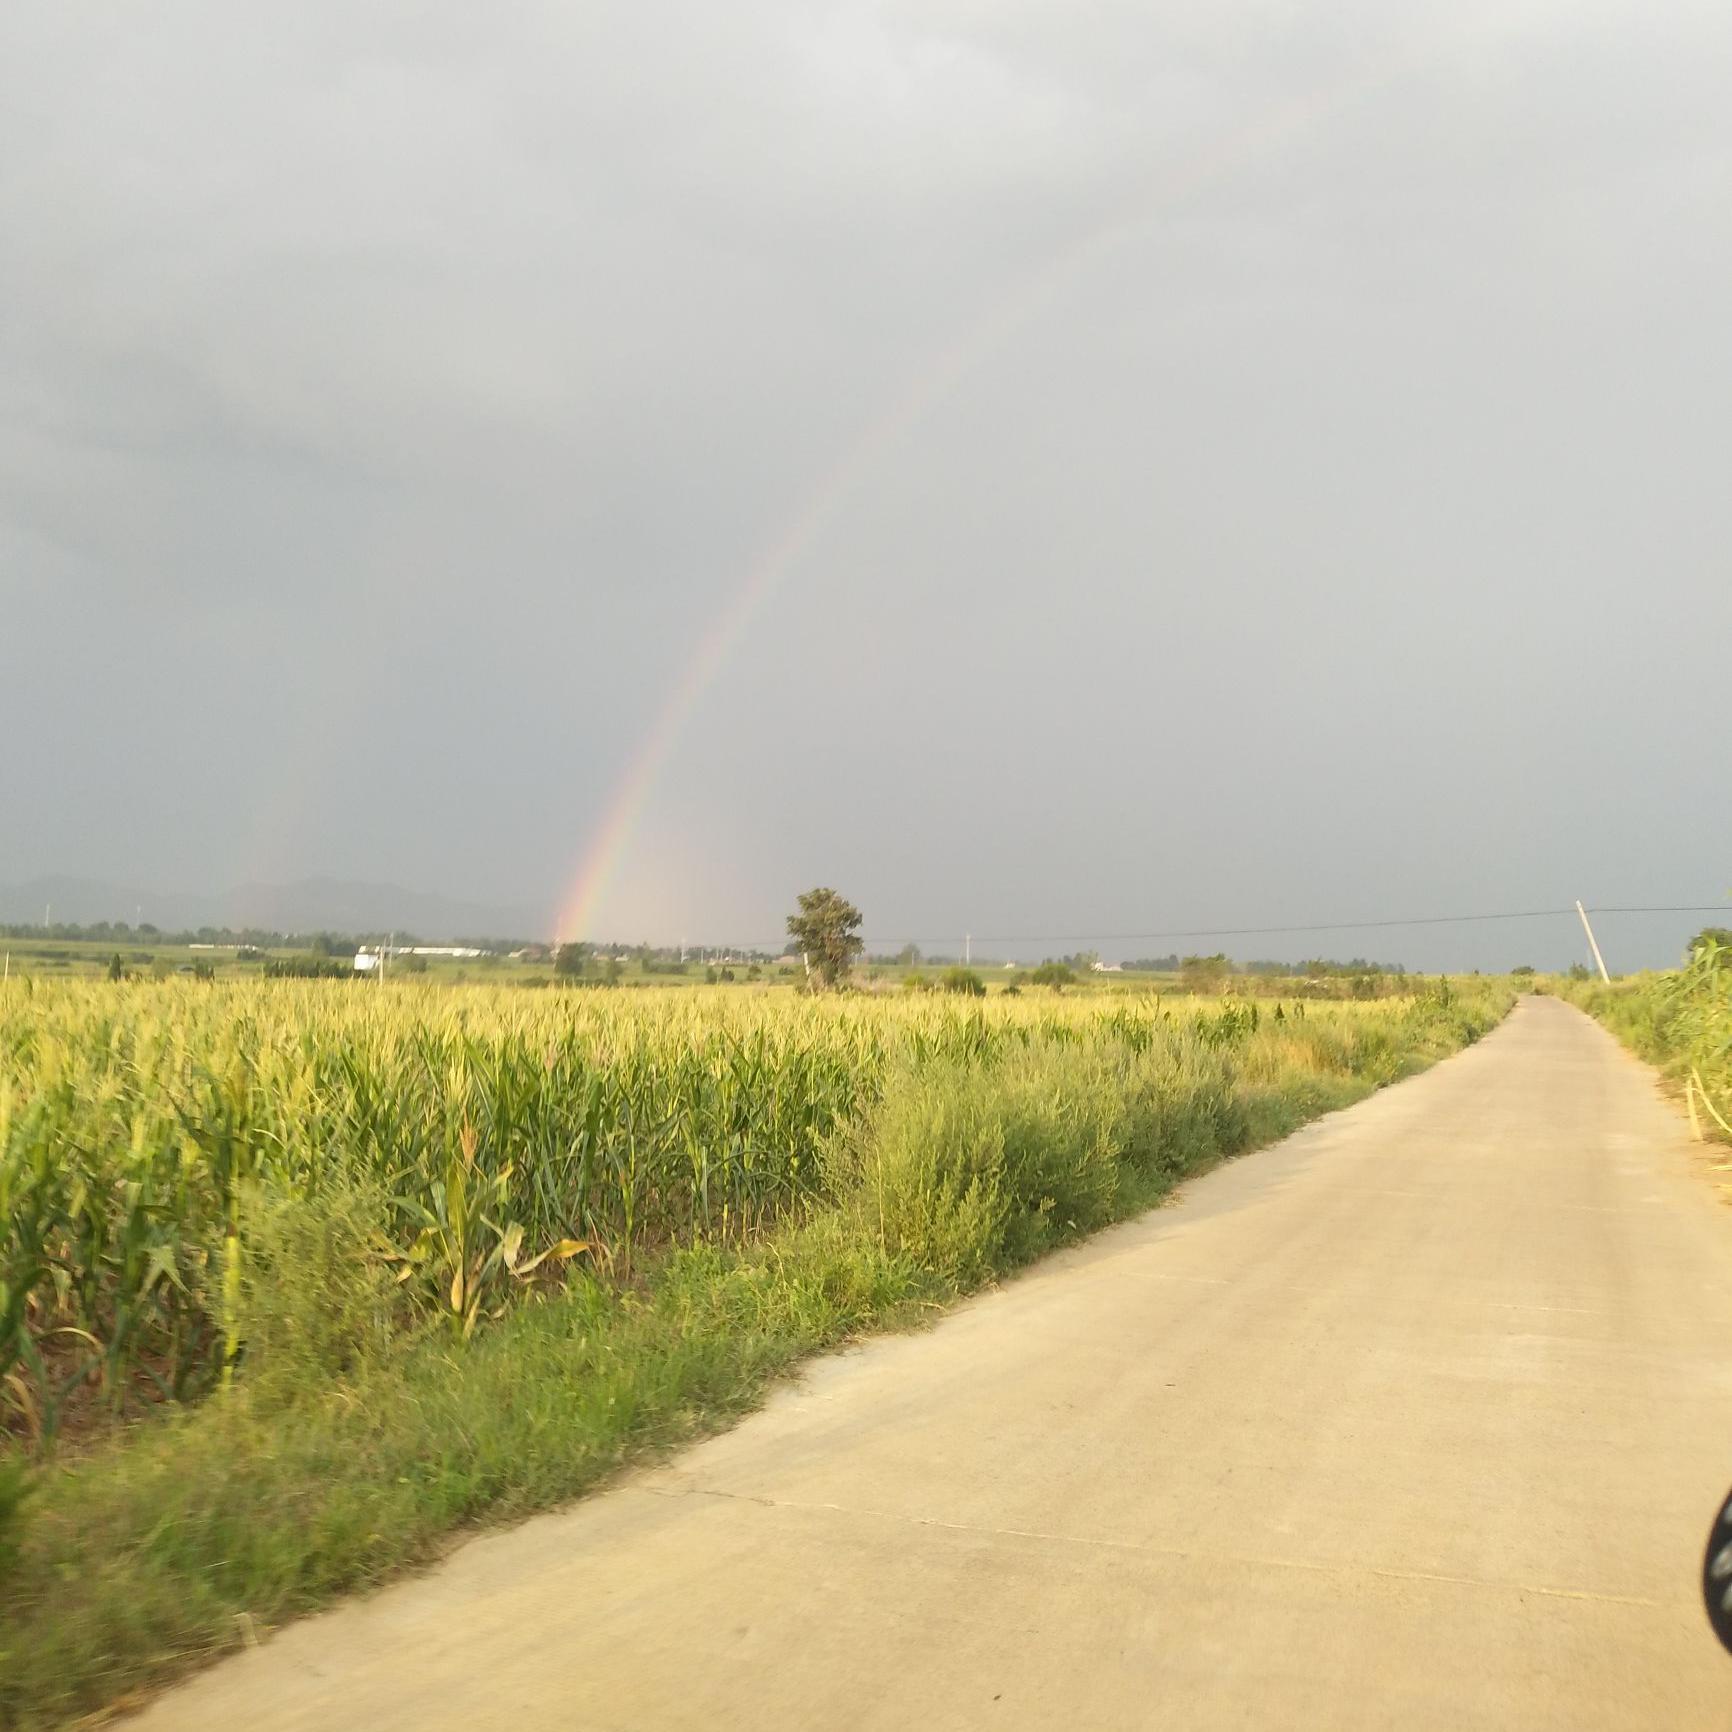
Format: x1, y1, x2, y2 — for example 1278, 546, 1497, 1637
0, 875, 544, 942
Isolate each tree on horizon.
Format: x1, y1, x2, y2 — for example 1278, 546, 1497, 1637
786, 887, 864, 990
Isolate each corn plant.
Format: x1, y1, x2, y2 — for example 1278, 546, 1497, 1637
0, 975, 1504, 1445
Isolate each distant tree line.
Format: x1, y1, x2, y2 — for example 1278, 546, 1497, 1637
263, 956, 353, 980
1242, 957, 1407, 978
553, 943, 624, 986
0, 920, 790, 970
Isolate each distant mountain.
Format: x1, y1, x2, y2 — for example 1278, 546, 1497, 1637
0, 875, 544, 941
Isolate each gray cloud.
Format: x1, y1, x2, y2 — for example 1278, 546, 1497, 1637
3, 0, 1728, 966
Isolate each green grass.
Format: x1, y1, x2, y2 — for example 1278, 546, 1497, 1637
0, 979, 1510, 1728
1556, 939, 1732, 1143
2, 1228, 925, 1723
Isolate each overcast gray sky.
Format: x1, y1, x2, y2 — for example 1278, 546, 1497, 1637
2, 1, 1728, 967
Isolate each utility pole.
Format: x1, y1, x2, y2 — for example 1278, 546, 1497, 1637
965, 932, 971, 966
1575, 900, 1610, 983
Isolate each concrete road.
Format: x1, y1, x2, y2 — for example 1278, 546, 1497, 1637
139, 998, 1732, 1729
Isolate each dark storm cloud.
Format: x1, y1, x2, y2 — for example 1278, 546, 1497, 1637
2, 1, 1728, 967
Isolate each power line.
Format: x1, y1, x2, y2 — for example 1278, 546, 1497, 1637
896, 909, 1572, 945
720, 904, 1729, 952
1581, 905, 1730, 916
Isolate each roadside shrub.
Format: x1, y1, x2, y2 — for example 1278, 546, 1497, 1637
991, 1050, 1123, 1259
939, 967, 985, 997
1118, 1040, 1246, 1178
1566, 940, 1731, 1142
835, 1045, 1126, 1282
233, 1183, 402, 1411
835, 1059, 1007, 1285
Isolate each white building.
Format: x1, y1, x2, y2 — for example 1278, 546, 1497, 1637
354, 945, 483, 972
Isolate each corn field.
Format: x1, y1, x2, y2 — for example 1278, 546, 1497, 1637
0, 978, 1487, 1443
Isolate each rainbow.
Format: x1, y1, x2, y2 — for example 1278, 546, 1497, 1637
555, 339, 989, 945
555, 37, 1437, 943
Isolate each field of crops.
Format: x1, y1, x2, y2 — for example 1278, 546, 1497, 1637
0, 977, 1503, 1446
0, 971, 1517, 1723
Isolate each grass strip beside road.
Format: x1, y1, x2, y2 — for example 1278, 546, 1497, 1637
1557, 940, 1732, 1146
